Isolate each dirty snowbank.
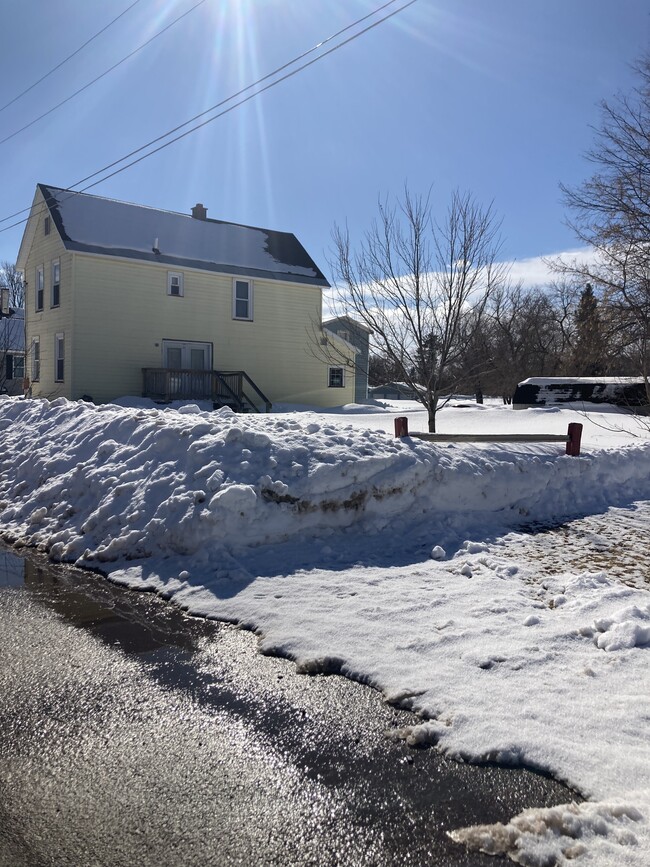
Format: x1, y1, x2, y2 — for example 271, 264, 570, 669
2, 397, 650, 569
1, 395, 649, 867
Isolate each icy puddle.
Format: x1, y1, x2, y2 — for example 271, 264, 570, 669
0, 543, 579, 867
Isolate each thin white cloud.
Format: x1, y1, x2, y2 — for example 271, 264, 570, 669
504, 247, 600, 288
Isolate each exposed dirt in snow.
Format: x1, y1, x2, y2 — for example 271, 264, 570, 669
507, 502, 650, 592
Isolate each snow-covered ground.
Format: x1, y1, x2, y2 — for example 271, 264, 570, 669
1, 394, 649, 866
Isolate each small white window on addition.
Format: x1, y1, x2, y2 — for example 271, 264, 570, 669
168, 272, 184, 296
339, 329, 351, 343
233, 278, 252, 320
55, 333, 64, 382
328, 366, 345, 388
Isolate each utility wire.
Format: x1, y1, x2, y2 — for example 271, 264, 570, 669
0, 0, 207, 147
0, 0, 418, 235
62, 0, 405, 200
0, 0, 145, 115
0, 0, 407, 227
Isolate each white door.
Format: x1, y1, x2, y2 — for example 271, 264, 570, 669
162, 340, 211, 370
161, 340, 212, 397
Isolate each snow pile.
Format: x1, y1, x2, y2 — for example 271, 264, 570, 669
450, 800, 644, 866
3, 396, 650, 570
1, 395, 649, 866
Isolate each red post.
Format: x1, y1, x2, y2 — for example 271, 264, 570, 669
566, 422, 583, 456
394, 416, 409, 438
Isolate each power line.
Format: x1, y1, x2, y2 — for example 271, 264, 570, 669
66, 0, 405, 199
0, 0, 207, 148
0, 0, 418, 235
0, 0, 408, 228
0, 0, 145, 115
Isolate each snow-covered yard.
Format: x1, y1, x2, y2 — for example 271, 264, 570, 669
1, 394, 649, 866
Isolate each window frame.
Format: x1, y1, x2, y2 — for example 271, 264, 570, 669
51, 259, 60, 307
36, 265, 44, 312
32, 337, 40, 382
13, 354, 25, 381
232, 278, 253, 321
328, 366, 345, 388
44, 216, 51, 236
55, 332, 64, 382
167, 271, 184, 297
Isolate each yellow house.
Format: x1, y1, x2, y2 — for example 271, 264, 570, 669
16, 184, 356, 409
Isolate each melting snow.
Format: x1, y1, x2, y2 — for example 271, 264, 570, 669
0, 395, 649, 866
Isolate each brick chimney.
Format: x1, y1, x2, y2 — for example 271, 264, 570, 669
191, 203, 207, 220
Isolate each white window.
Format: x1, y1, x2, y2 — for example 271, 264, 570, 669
32, 337, 40, 381
36, 266, 44, 311
328, 366, 345, 388
55, 333, 64, 382
6, 354, 24, 380
339, 329, 351, 343
232, 278, 253, 320
51, 259, 60, 307
167, 272, 184, 297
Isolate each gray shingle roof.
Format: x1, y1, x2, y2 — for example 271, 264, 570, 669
38, 184, 329, 287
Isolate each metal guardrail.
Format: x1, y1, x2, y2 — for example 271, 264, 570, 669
394, 417, 583, 456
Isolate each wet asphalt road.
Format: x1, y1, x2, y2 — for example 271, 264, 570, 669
0, 548, 574, 867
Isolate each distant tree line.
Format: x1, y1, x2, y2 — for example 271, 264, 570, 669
368, 277, 631, 402
355, 49, 650, 413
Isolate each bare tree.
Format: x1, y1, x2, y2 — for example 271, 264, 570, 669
0, 262, 25, 394
0, 261, 25, 309
330, 188, 507, 431
558, 54, 650, 396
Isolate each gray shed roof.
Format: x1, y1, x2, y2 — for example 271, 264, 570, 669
35, 184, 330, 287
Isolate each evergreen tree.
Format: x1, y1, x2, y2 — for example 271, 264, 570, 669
573, 284, 606, 375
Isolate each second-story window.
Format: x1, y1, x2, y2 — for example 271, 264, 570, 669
233, 278, 253, 320
167, 272, 184, 296
36, 266, 44, 311
51, 260, 60, 307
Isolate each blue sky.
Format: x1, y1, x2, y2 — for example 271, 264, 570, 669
1, 0, 649, 283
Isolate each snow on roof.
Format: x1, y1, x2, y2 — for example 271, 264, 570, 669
38, 184, 330, 287
520, 377, 645, 386
322, 315, 373, 333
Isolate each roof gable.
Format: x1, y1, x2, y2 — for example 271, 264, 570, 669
35, 184, 330, 287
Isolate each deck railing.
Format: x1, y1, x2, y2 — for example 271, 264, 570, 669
142, 368, 271, 413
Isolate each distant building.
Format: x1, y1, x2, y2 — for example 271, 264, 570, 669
513, 377, 649, 410
0, 307, 25, 395
322, 316, 372, 402
369, 381, 420, 400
